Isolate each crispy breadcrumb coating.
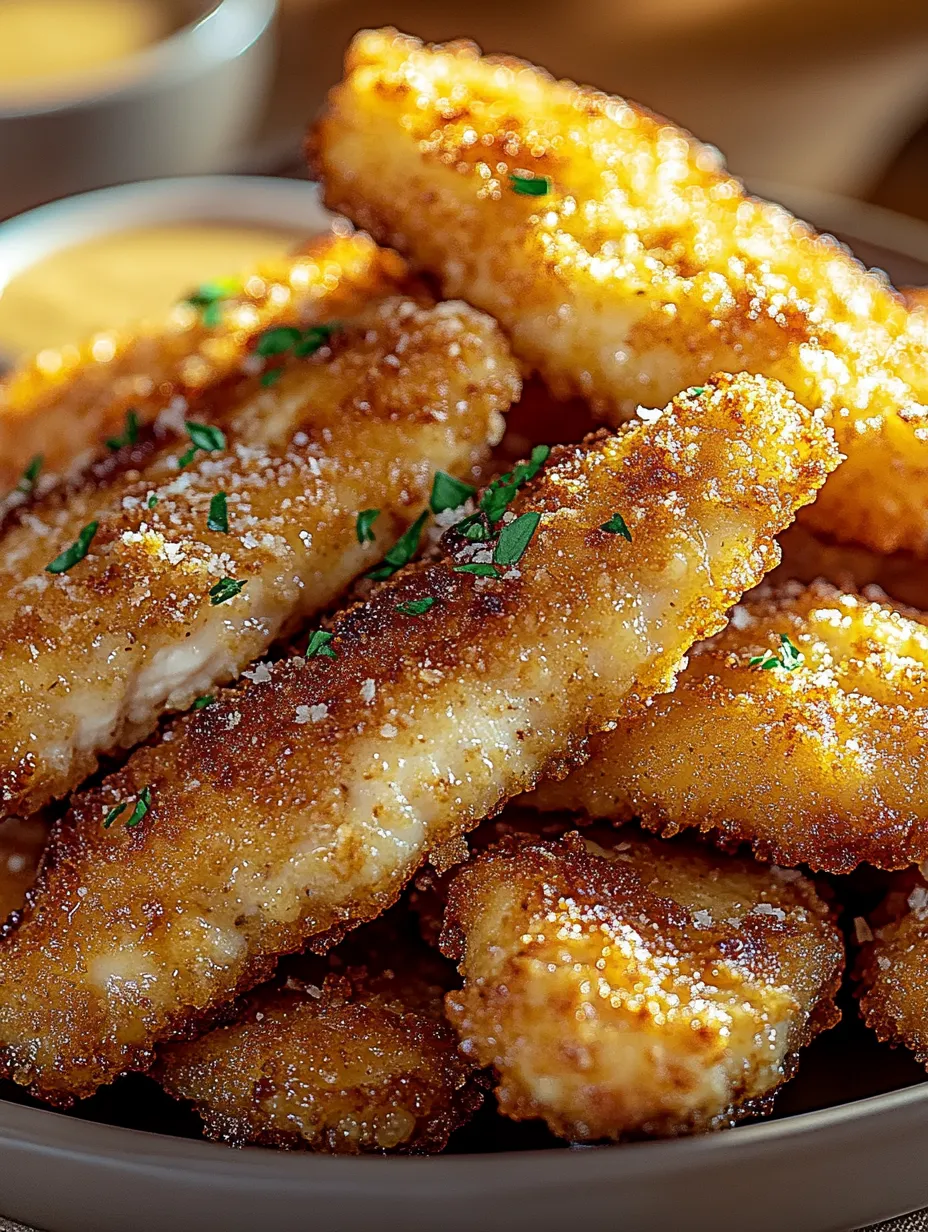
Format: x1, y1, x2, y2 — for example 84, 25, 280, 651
0, 372, 836, 1104
157, 912, 481, 1153
857, 871, 928, 1068
0, 231, 407, 495
311, 27, 928, 556
441, 826, 844, 1141
0, 294, 515, 821
529, 582, 928, 873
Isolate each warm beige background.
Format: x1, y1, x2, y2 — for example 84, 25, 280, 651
262, 0, 928, 208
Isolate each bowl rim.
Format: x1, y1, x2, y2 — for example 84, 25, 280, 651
0, 0, 277, 121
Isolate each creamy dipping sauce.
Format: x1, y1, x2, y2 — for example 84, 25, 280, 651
0, 0, 171, 101
0, 223, 305, 359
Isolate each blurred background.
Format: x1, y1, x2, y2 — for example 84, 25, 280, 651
3, 0, 928, 360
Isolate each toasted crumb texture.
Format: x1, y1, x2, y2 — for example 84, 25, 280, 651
311, 27, 928, 556
857, 871, 928, 1068
0, 232, 409, 495
0, 294, 516, 821
441, 827, 844, 1141
157, 914, 481, 1153
0, 372, 836, 1104
0, 817, 47, 924
529, 582, 928, 872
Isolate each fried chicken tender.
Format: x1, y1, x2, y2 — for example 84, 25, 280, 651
857, 872, 928, 1067
529, 581, 928, 873
0, 817, 47, 923
0, 372, 836, 1104
0, 294, 515, 821
0, 231, 407, 495
441, 826, 844, 1141
157, 913, 482, 1153
311, 28, 928, 557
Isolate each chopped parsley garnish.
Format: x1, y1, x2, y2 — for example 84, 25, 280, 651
256, 327, 302, 357
209, 577, 246, 606
106, 409, 139, 451
454, 444, 550, 542
356, 509, 380, 544
260, 368, 283, 387
178, 420, 226, 469
185, 277, 240, 328
293, 322, 341, 358
125, 786, 152, 829
147, 494, 159, 510
509, 171, 551, 197
45, 521, 98, 574
688, 386, 706, 396
306, 629, 336, 659
192, 695, 215, 710
16, 454, 43, 496
103, 785, 152, 830
254, 322, 341, 385
454, 563, 498, 578
600, 512, 632, 541
749, 634, 803, 672
494, 511, 541, 565
367, 511, 429, 581
207, 491, 229, 534
396, 597, 435, 616
430, 471, 476, 515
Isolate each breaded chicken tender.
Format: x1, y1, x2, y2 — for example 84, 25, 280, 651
0, 231, 407, 496
312, 28, 928, 557
441, 827, 844, 1140
0, 817, 47, 924
529, 582, 928, 873
0, 294, 516, 821
857, 872, 928, 1067
157, 913, 481, 1153
0, 373, 837, 1104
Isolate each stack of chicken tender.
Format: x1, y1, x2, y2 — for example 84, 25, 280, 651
2, 27, 928, 1153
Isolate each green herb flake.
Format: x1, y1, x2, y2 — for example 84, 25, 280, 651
260, 368, 283, 388
147, 494, 159, 510
125, 786, 152, 829
185, 277, 239, 327
366, 511, 429, 581
209, 577, 246, 606
600, 512, 632, 542
509, 171, 551, 197
479, 444, 551, 524
749, 634, 803, 672
192, 695, 215, 710
294, 323, 341, 357
207, 491, 229, 534
178, 421, 226, 469
356, 509, 380, 544
16, 454, 43, 495
494, 511, 541, 566
454, 562, 498, 577
46, 521, 99, 575
430, 471, 476, 515
102, 801, 128, 829
106, 409, 139, 452
396, 597, 435, 616
306, 629, 336, 659
688, 386, 707, 396
255, 326, 302, 357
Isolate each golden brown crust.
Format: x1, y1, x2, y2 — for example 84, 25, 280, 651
157, 913, 482, 1153
0, 817, 47, 925
857, 872, 928, 1068
441, 826, 844, 1141
0, 231, 408, 495
0, 372, 836, 1104
0, 294, 515, 821
529, 581, 928, 873
311, 27, 928, 557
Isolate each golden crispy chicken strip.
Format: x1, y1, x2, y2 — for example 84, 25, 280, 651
857, 872, 928, 1067
0, 231, 407, 495
0, 294, 515, 821
311, 28, 928, 557
0, 372, 837, 1104
529, 582, 928, 873
0, 817, 47, 924
441, 826, 843, 1140
157, 912, 482, 1153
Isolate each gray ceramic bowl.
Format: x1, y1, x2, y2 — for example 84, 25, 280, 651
0, 0, 277, 221
2, 188, 928, 1232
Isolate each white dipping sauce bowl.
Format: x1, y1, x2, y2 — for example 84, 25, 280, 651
0, 0, 278, 220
